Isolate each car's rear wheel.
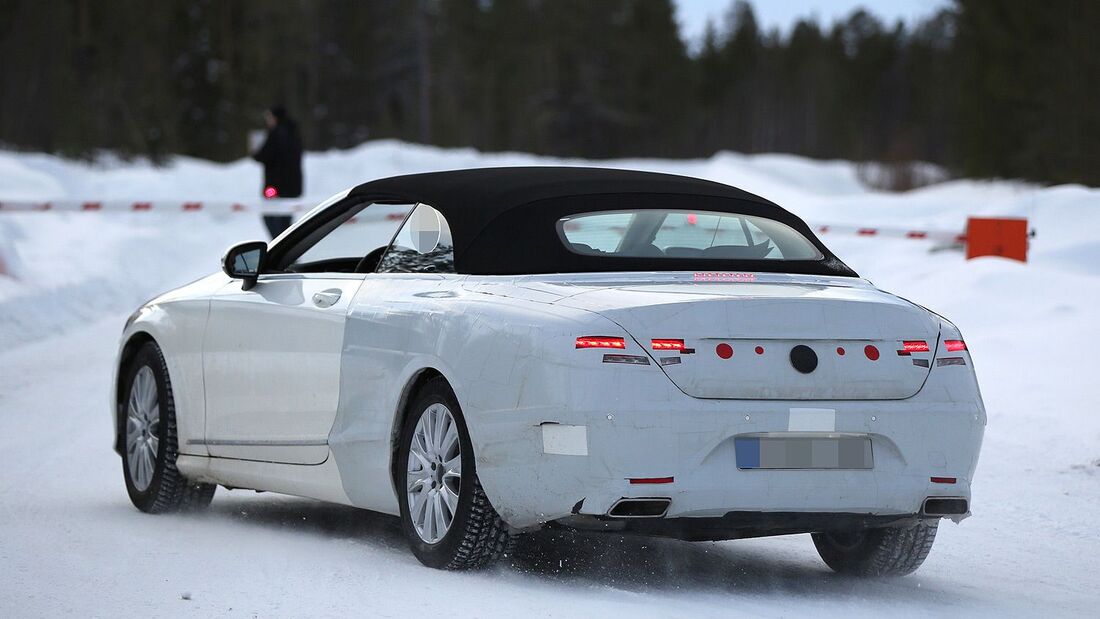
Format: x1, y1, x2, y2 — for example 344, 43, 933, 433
812, 520, 938, 577
397, 377, 514, 569
121, 341, 216, 513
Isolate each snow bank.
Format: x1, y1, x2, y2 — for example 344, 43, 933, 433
1, 142, 1099, 616
2, 140, 1097, 346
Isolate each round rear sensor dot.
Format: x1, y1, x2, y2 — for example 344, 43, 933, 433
754, 346, 764, 355
716, 343, 733, 359
864, 345, 880, 361
837, 346, 846, 356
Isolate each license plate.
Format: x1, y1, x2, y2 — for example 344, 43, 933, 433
735, 434, 873, 469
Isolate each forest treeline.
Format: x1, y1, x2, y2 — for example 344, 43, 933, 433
1, 0, 1097, 186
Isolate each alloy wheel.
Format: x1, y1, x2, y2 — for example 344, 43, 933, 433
406, 403, 462, 544
125, 366, 160, 491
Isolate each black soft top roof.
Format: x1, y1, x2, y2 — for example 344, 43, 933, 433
348, 167, 857, 277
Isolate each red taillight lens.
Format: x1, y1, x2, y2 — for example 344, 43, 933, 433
945, 340, 967, 352
575, 336, 626, 349
651, 339, 685, 351
899, 340, 930, 355
263, 185, 279, 199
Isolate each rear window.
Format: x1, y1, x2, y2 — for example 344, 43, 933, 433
557, 210, 823, 260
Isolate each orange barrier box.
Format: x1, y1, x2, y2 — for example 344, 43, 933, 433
965, 217, 1028, 262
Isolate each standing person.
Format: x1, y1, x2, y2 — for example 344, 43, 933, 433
252, 105, 303, 238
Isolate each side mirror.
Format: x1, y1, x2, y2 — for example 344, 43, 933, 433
222, 241, 268, 290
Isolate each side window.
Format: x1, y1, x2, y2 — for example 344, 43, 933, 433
377, 203, 455, 273
274, 200, 413, 273
291, 203, 411, 269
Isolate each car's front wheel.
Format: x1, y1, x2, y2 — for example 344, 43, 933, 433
812, 520, 938, 577
121, 341, 216, 513
397, 377, 514, 569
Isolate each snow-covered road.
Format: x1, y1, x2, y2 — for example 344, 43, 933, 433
2, 143, 1099, 617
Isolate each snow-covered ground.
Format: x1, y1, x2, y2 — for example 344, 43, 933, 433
1, 142, 1098, 617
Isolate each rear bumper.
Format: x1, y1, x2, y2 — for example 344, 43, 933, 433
552, 511, 926, 542
470, 363, 985, 532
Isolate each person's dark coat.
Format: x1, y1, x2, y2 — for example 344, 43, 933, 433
253, 119, 303, 198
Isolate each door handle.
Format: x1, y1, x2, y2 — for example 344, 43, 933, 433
312, 289, 342, 308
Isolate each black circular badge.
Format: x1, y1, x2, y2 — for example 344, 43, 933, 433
790, 345, 818, 374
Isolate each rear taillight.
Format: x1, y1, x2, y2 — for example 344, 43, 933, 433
651, 339, 685, 351
628, 476, 674, 484
944, 340, 967, 352
576, 336, 626, 349
898, 340, 930, 355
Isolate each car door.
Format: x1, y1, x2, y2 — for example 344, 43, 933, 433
200, 197, 410, 464
201, 274, 363, 464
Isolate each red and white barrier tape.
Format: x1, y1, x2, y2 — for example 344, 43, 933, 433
813, 223, 966, 244
0, 199, 310, 214
0, 200, 967, 242
0, 199, 411, 224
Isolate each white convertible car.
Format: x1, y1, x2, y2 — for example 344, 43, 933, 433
114, 167, 985, 574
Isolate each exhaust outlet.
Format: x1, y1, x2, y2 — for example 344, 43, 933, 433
922, 497, 969, 517
608, 498, 671, 518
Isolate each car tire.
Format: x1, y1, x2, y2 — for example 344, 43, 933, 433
397, 376, 514, 569
121, 341, 216, 513
812, 520, 938, 577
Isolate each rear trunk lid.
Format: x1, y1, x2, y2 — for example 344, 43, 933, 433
548, 273, 939, 400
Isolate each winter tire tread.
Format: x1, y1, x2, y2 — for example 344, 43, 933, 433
398, 376, 514, 570
812, 520, 938, 577
122, 341, 216, 513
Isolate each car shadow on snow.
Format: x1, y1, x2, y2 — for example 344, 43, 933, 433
207, 492, 407, 554
504, 529, 964, 603
203, 493, 969, 604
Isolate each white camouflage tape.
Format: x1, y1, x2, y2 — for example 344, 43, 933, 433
541, 423, 588, 456
788, 408, 836, 432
